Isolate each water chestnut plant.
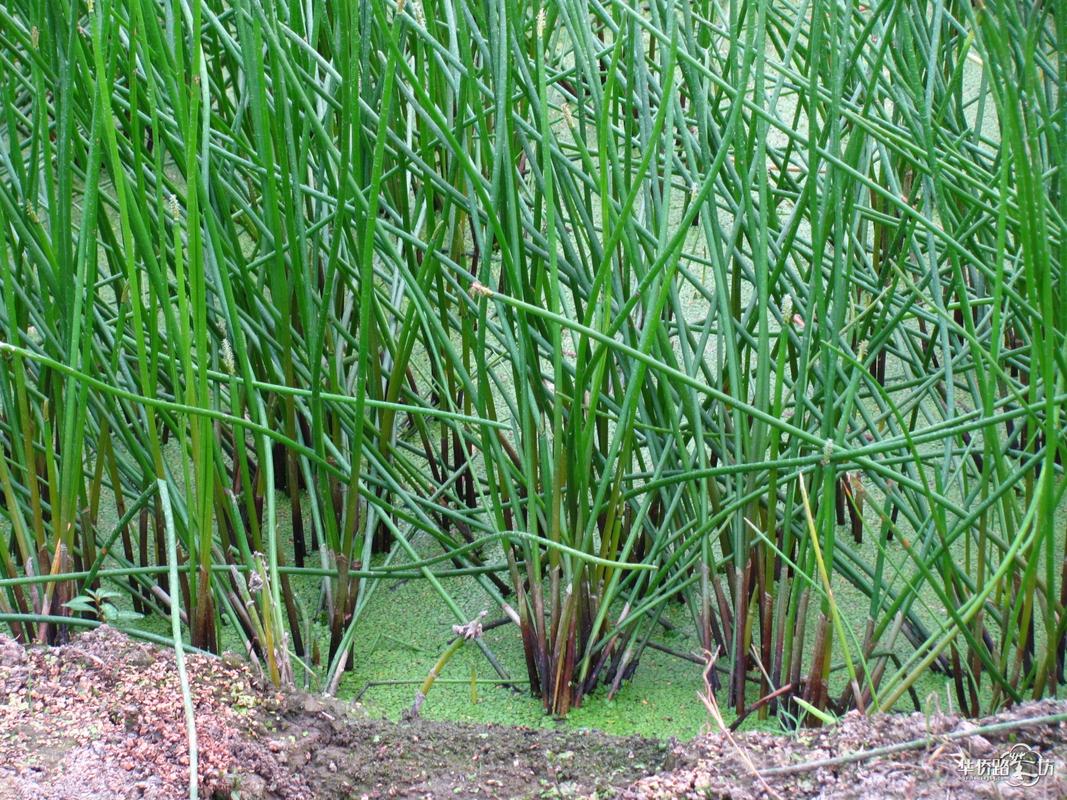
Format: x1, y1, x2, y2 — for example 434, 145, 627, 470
0, 0, 1063, 728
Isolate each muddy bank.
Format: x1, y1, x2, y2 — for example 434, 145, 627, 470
0, 628, 665, 799
1, 628, 1066, 799
623, 700, 1067, 799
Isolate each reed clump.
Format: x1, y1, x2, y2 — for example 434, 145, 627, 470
0, 0, 1063, 726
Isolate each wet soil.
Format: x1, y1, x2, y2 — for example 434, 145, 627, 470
623, 700, 1067, 799
0, 628, 665, 799
1, 628, 1066, 799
